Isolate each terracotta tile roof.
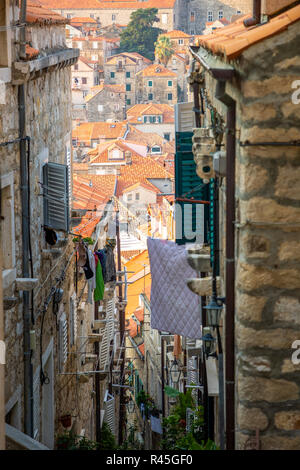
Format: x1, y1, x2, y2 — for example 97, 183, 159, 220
77, 56, 95, 68
126, 318, 138, 338
27, 0, 68, 24
126, 103, 174, 124
41, 0, 176, 9
72, 121, 127, 144
196, 5, 300, 60
73, 174, 117, 196
126, 126, 165, 147
25, 45, 39, 59
133, 307, 144, 323
85, 83, 125, 102
40, 0, 102, 9
70, 16, 97, 24
73, 177, 109, 211
138, 344, 145, 356
121, 249, 142, 260
161, 29, 192, 38
106, 52, 150, 65
137, 64, 177, 77
89, 139, 147, 164
73, 162, 89, 172
115, 153, 173, 197
73, 213, 101, 238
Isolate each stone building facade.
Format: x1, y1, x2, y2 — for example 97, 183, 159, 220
71, 36, 118, 69
177, 0, 252, 34
136, 64, 178, 105
104, 52, 151, 107
40, 0, 184, 32
86, 84, 126, 122
0, 0, 107, 450
189, 1, 300, 450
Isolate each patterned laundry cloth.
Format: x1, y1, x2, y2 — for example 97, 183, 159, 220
147, 237, 201, 339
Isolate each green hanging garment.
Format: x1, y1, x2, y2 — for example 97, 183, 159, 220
94, 256, 104, 302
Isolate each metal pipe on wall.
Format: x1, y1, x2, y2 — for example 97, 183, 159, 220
19, 0, 34, 439
215, 80, 236, 450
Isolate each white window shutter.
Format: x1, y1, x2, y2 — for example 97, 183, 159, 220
59, 313, 68, 371
103, 390, 115, 436
99, 299, 115, 372
70, 296, 77, 346
33, 369, 40, 440
175, 102, 196, 132
43, 162, 70, 232
187, 355, 198, 401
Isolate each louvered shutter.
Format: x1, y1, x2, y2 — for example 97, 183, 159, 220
70, 296, 77, 346
175, 132, 209, 245
59, 313, 68, 371
175, 102, 196, 133
103, 390, 115, 436
43, 162, 69, 232
187, 355, 198, 401
99, 299, 115, 372
33, 368, 40, 440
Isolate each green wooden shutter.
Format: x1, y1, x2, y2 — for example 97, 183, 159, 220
175, 131, 209, 245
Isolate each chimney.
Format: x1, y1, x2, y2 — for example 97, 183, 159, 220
244, 0, 261, 27
125, 150, 132, 165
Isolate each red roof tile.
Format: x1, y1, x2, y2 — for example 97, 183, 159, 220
27, 0, 68, 24
196, 5, 300, 60
137, 64, 177, 77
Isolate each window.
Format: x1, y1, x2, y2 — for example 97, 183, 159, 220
162, 13, 168, 24
236, 10, 241, 14
112, 14, 116, 21
90, 14, 94, 18
114, 103, 120, 111
190, 11, 195, 22
126, 71, 131, 78
143, 116, 147, 123
126, 83, 131, 91
91, 55, 97, 61
151, 146, 161, 154
178, 39, 184, 45
93, 41, 98, 49
164, 133, 170, 141
190, 29, 195, 35
127, 193, 132, 201
98, 104, 103, 112
135, 193, 140, 200
148, 93, 153, 101
43, 163, 69, 232
167, 93, 173, 100
74, 64, 78, 71
110, 71, 115, 78
126, 98, 131, 106
82, 77, 87, 84
168, 80, 172, 87
67, 14, 71, 19
207, 11, 213, 22
148, 80, 153, 87
218, 10, 224, 19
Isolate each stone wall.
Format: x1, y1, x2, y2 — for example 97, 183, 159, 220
87, 88, 126, 122
201, 20, 300, 450
136, 73, 178, 105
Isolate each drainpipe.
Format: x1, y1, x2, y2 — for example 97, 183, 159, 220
215, 80, 236, 450
243, 0, 261, 27
19, 0, 33, 438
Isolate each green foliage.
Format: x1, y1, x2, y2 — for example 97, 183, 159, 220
118, 423, 142, 450
56, 431, 99, 450
56, 423, 117, 450
136, 390, 157, 418
162, 390, 218, 451
73, 236, 94, 245
98, 422, 117, 450
118, 8, 162, 61
164, 385, 181, 398
155, 35, 174, 66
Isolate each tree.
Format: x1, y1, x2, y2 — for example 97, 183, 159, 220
155, 35, 174, 66
118, 8, 162, 61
